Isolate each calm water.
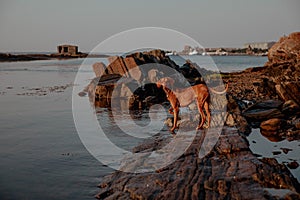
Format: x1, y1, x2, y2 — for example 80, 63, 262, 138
0, 55, 296, 200
173, 55, 268, 72
247, 129, 300, 182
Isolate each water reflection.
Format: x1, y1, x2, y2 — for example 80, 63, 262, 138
247, 129, 300, 181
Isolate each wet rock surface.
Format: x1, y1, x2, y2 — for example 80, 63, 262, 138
96, 127, 300, 200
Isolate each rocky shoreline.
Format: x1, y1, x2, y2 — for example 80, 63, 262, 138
96, 127, 299, 199
0, 52, 109, 62
83, 32, 300, 199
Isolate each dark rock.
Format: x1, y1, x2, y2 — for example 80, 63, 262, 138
272, 151, 281, 155
243, 108, 284, 121
0, 53, 51, 62
280, 148, 292, 154
86, 74, 122, 106
255, 157, 299, 190
226, 95, 251, 134
178, 60, 212, 84
244, 99, 283, 111
287, 161, 299, 169
294, 119, 300, 130
286, 130, 300, 141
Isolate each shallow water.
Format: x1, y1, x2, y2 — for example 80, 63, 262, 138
0, 59, 114, 200
0, 55, 296, 199
247, 129, 300, 182
173, 55, 268, 72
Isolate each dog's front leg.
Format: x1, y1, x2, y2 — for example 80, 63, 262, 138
171, 107, 179, 132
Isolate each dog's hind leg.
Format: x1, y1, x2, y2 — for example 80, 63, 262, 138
196, 103, 205, 130
204, 100, 210, 128
196, 94, 209, 130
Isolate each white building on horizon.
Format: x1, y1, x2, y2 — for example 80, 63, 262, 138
243, 42, 276, 50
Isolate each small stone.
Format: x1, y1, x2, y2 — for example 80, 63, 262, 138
295, 121, 300, 130
280, 148, 292, 154
287, 161, 299, 169
78, 91, 86, 97
272, 151, 281, 155
164, 118, 173, 127
225, 113, 235, 127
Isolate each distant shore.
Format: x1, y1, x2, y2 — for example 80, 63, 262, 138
0, 52, 110, 62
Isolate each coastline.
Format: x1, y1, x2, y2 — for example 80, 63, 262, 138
0, 52, 109, 62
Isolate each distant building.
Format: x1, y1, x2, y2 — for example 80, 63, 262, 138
57, 44, 78, 56
243, 42, 276, 50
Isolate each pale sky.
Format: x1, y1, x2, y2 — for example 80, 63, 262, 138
0, 0, 299, 52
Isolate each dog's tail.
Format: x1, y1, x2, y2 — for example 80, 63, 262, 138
209, 83, 229, 94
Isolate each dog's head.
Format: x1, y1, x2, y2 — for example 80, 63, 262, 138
156, 77, 175, 89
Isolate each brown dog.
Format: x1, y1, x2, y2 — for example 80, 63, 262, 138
156, 77, 228, 132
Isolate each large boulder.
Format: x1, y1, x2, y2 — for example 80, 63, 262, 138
260, 118, 285, 132
242, 100, 284, 121
88, 49, 197, 108
92, 62, 106, 77
243, 108, 283, 121
267, 32, 300, 66
275, 82, 300, 107
264, 32, 300, 107
104, 56, 142, 82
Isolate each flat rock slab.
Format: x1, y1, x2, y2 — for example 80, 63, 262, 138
96, 127, 300, 200
244, 99, 283, 111
243, 108, 284, 121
